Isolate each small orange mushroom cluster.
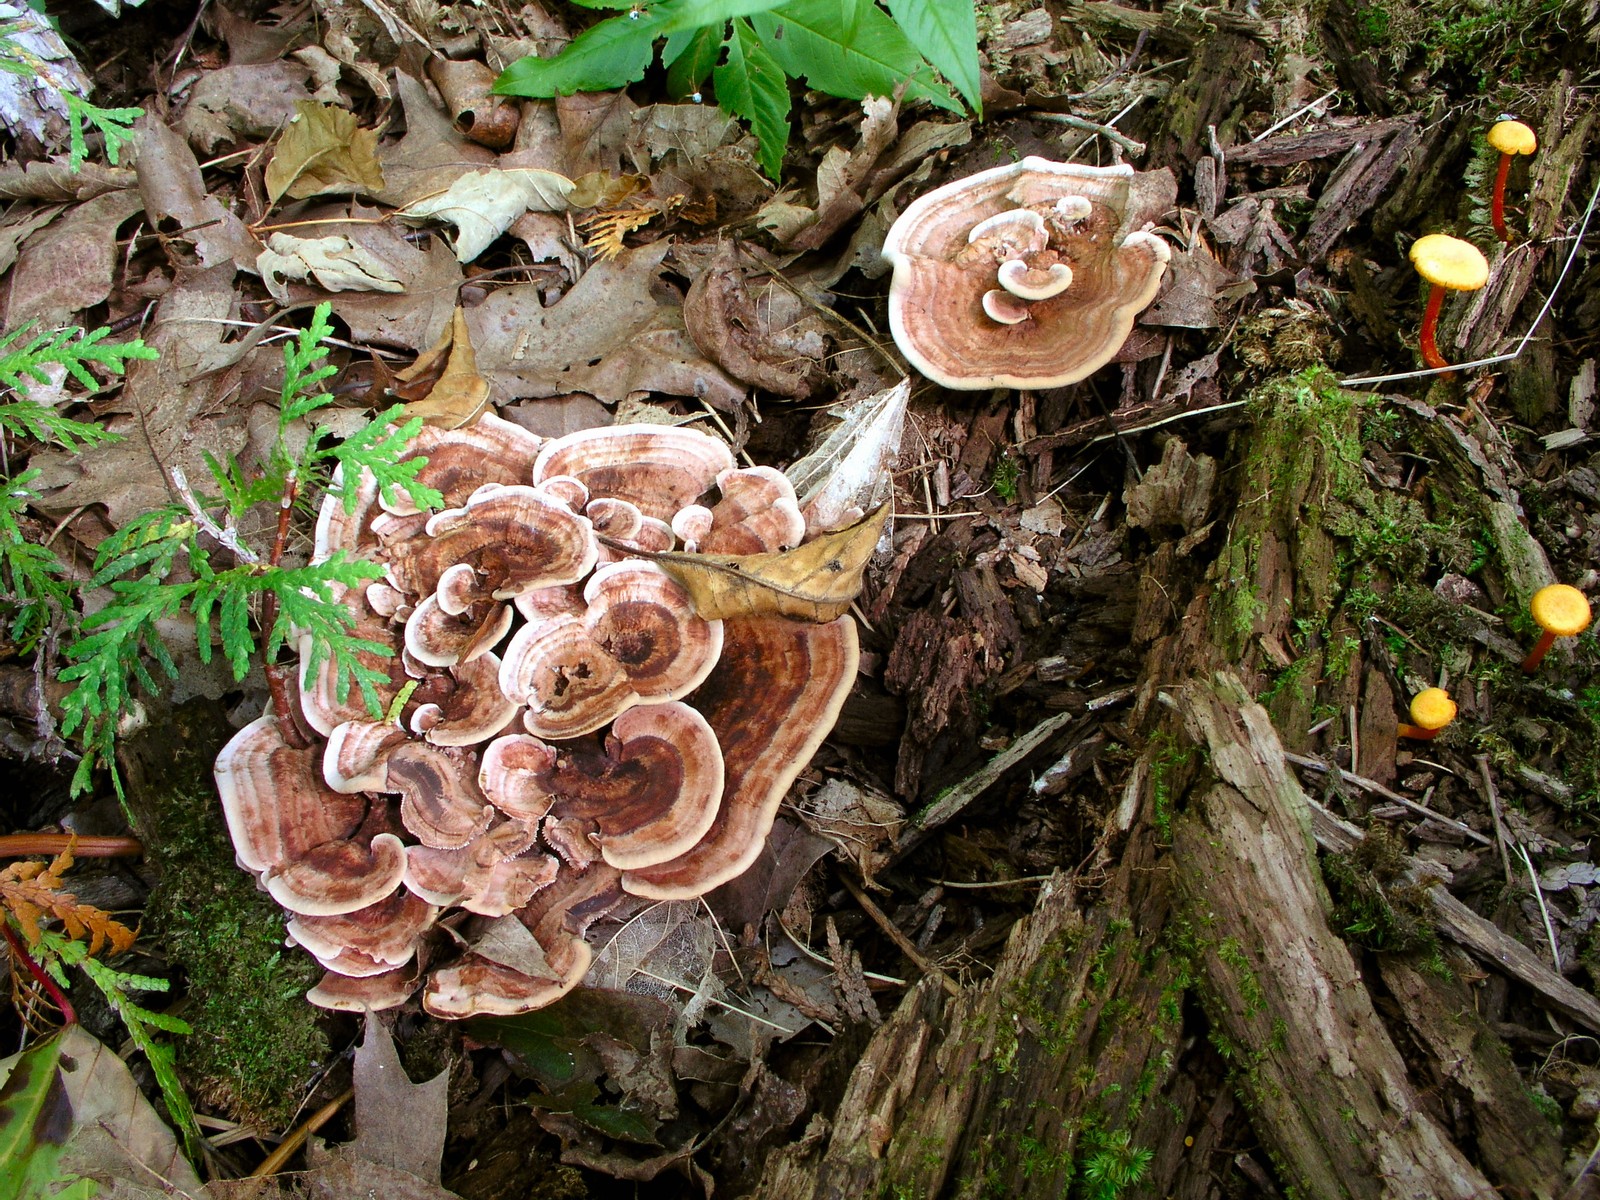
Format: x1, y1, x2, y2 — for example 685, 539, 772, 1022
215, 416, 858, 1018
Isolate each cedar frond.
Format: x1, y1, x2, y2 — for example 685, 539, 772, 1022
0, 843, 137, 956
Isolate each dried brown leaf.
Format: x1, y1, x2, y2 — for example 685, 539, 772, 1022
265, 101, 385, 203
641, 504, 888, 622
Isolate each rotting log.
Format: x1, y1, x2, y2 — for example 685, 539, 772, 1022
1170, 674, 1498, 1198
750, 380, 1579, 1199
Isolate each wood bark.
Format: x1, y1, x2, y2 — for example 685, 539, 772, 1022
748, 388, 1579, 1199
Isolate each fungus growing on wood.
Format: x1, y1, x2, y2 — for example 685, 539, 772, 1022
1521, 584, 1592, 673
1396, 688, 1457, 740
219, 415, 863, 1016
881, 157, 1170, 390
1408, 234, 1489, 372
1486, 119, 1537, 243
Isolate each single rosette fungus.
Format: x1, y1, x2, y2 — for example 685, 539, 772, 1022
1408, 234, 1489, 372
1396, 688, 1457, 740
1486, 119, 1537, 243
213, 419, 859, 1018
881, 156, 1171, 390
1521, 583, 1592, 673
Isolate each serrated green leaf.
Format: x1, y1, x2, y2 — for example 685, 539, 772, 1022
495, 13, 668, 97
751, 0, 958, 112
885, 0, 980, 113
714, 19, 790, 177
664, 25, 721, 95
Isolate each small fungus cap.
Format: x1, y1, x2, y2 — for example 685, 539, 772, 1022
1408, 688, 1457, 731
1530, 583, 1592, 637
1409, 235, 1489, 291
1487, 119, 1537, 156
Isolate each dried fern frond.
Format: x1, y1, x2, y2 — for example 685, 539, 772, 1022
576, 204, 660, 261
0, 843, 136, 957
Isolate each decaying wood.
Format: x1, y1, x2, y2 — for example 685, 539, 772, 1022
1171, 675, 1497, 1198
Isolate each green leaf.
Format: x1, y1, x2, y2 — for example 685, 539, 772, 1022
664, 25, 722, 95
714, 19, 791, 178
751, 1, 958, 112
0, 1033, 97, 1200
495, 12, 669, 97
885, 0, 981, 113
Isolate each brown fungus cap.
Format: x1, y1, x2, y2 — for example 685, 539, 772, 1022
700, 467, 806, 555
404, 820, 558, 916
216, 715, 368, 876
385, 742, 496, 850
499, 613, 636, 739
581, 560, 723, 702
1409, 234, 1489, 291
386, 484, 597, 603
532, 424, 734, 522
287, 890, 438, 977
625, 614, 858, 899
307, 964, 419, 1012
379, 412, 545, 516
882, 157, 1170, 390
403, 594, 512, 668
265, 832, 408, 917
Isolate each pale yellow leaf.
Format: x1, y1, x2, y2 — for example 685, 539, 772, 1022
265, 101, 385, 203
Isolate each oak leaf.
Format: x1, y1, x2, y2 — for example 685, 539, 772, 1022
639, 504, 888, 622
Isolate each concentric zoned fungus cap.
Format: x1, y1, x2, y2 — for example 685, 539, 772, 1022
698, 467, 806, 555
288, 891, 438, 977
882, 157, 1170, 390
403, 819, 559, 916
625, 615, 858, 899
385, 484, 597, 604
381, 412, 545, 515
532, 424, 734, 521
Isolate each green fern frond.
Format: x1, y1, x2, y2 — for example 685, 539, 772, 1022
41, 929, 201, 1161
0, 323, 157, 397
319, 407, 443, 513
0, 469, 73, 649
62, 93, 142, 170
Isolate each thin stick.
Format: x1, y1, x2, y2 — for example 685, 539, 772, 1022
629, 967, 802, 1034
839, 874, 960, 998
249, 1087, 353, 1177
1035, 111, 1147, 155
3, 923, 74, 1025
775, 915, 907, 985
1476, 754, 1515, 887
1283, 752, 1491, 845
933, 875, 1054, 889
0, 833, 142, 858
1520, 843, 1562, 973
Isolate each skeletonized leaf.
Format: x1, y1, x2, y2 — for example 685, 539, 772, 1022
785, 378, 908, 535
398, 167, 575, 263
644, 504, 888, 621
257, 233, 404, 303
264, 101, 385, 203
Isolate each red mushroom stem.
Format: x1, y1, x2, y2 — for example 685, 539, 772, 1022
1491, 153, 1514, 242
1520, 629, 1558, 674
1418, 283, 1447, 371
2, 922, 75, 1025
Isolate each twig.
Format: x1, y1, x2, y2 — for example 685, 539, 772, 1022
249, 1087, 352, 1177
170, 467, 258, 564
1476, 754, 1515, 886
258, 472, 312, 749
2, 923, 74, 1026
1035, 111, 1147, 155
839, 874, 960, 998
0, 833, 142, 858
775, 914, 906, 986
1282, 752, 1492, 845
1520, 843, 1562, 973
933, 875, 1054, 889
1251, 87, 1340, 142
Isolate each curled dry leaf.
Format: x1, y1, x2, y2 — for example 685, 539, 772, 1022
258, 232, 405, 303
394, 307, 491, 429
398, 168, 575, 263
640, 504, 889, 622
265, 100, 386, 203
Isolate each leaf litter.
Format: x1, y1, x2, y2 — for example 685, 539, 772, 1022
6, 0, 1600, 1197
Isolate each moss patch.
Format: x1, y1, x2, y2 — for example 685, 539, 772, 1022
128, 702, 328, 1127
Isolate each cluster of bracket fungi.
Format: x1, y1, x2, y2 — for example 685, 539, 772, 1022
881, 156, 1171, 391
213, 416, 858, 1018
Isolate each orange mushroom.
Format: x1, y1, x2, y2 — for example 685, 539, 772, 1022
1521, 584, 1592, 673
1396, 688, 1457, 740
